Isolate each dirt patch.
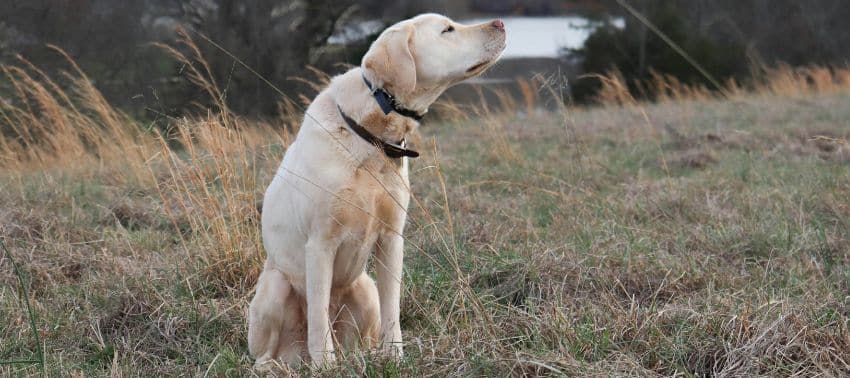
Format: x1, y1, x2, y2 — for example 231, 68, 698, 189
786, 129, 850, 162
471, 253, 586, 308
663, 123, 755, 151
60, 261, 85, 281
666, 149, 717, 169
99, 294, 156, 341
611, 267, 707, 305
659, 124, 758, 170
108, 198, 155, 230
0, 208, 47, 240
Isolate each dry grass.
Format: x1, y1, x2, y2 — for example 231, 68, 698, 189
2, 37, 850, 376
590, 64, 850, 107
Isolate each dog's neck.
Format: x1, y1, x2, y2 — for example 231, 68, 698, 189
397, 81, 452, 114
333, 68, 448, 145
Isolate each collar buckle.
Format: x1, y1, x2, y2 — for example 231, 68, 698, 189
363, 75, 425, 121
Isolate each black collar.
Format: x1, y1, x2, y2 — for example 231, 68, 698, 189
363, 76, 425, 121
338, 106, 419, 159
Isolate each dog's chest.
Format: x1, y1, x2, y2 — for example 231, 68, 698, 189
329, 158, 409, 285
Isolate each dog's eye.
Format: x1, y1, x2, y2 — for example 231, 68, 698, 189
442, 25, 455, 34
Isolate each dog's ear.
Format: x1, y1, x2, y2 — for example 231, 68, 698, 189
362, 24, 416, 96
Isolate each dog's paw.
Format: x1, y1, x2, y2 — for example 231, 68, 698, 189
253, 358, 288, 374
382, 342, 404, 358
309, 351, 337, 369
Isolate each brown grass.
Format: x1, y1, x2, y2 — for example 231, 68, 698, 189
589, 64, 850, 107
1, 36, 288, 291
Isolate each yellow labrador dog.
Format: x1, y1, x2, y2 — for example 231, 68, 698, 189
249, 13, 506, 366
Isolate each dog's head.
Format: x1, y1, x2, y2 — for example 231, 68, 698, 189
362, 13, 507, 99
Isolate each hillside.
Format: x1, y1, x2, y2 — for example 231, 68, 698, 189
1, 60, 849, 376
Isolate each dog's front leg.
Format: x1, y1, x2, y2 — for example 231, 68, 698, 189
376, 231, 404, 356
305, 237, 337, 366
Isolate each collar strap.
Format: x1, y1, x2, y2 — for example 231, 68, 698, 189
338, 106, 420, 159
363, 75, 425, 121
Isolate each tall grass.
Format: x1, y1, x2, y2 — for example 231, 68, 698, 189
0, 48, 154, 177
1, 36, 290, 289
589, 64, 850, 107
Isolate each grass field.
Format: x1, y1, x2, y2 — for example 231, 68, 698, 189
2, 49, 850, 376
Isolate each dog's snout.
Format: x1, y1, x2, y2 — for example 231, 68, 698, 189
491, 19, 504, 31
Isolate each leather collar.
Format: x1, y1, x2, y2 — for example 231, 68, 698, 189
363, 75, 425, 121
337, 105, 419, 159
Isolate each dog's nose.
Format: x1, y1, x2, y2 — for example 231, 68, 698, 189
491, 19, 504, 31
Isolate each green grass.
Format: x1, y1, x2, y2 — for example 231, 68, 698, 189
2, 91, 850, 376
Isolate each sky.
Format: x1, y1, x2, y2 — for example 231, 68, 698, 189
328, 16, 625, 59
462, 16, 625, 59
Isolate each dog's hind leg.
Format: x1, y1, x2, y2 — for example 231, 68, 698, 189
248, 268, 306, 366
334, 272, 381, 351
